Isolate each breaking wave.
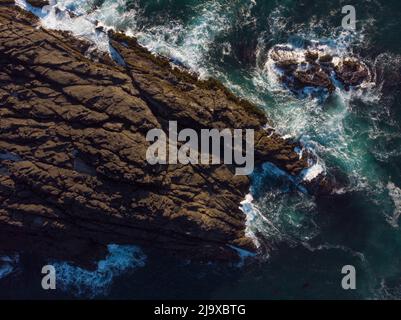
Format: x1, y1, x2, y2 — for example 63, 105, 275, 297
53, 244, 146, 298
0, 254, 19, 280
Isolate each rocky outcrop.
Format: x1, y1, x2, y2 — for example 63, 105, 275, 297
335, 58, 371, 90
0, 5, 315, 265
268, 44, 370, 94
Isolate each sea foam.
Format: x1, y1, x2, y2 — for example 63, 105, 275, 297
15, 0, 125, 65
53, 244, 146, 298
0, 254, 19, 280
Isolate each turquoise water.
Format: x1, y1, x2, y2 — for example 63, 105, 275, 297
3, 0, 401, 299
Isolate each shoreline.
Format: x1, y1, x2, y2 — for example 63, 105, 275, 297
0, 2, 322, 266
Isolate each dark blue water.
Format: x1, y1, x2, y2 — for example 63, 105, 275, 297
3, 0, 401, 299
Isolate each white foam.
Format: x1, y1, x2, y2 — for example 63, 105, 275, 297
0, 254, 19, 280
15, 0, 125, 65
43, 0, 245, 78
263, 42, 374, 101
301, 162, 324, 182
242, 161, 321, 247
240, 188, 288, 252
15, 0, 48, 18
227, 244, 256, 267
239, 194, 261, 249
53, 244, 146, 298
132, 1, 233, 78
302, 242, 366, 262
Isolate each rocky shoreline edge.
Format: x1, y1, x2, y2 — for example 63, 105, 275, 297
0, 1, 331, 266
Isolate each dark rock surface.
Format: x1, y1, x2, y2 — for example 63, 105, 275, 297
0, 0, 15, 5
0, 5, 315, 265
335, 58, 370, 90
26, 0, 49, 7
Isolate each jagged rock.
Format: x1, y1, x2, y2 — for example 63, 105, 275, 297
268, 44, 370, 95
294, 69, 335, 93
0, 5, 318, 265
334, 58, 370, 90
305, 50, 319, 62
318, 54, 333, 64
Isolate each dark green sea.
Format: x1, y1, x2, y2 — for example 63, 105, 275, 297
2, 0, 401, 299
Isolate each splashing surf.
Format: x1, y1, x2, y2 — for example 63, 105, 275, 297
0, 254, 19, 280
52, 244, 146, 298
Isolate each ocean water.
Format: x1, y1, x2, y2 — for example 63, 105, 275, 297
3, 0, 401, 299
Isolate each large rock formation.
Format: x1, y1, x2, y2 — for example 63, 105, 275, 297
268, 44, 371, 94
0, 4, 314, 265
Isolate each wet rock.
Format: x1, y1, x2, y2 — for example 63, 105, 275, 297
305, 50, 319, 62
302, 165, 351, 196
318, 54, 333, 64
294, 69, 335, 93
334, 58, 370, 90
26, 0, 49, 7
268, 44, 370, 96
